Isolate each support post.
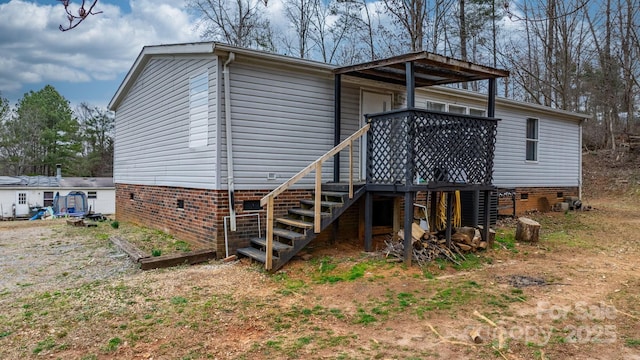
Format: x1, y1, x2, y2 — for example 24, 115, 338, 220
393, 197, 401, 234
314, 162, 322, 233
405, 61, 415, 108
364, 191, 373, 252
265, 195, 274, 270
445, 191, 453, 248
403, 191, 414, 265
333, 74, 342, 183
482, 189, 491, 246
472, 189, 480, 227
429, 191, 437, 232
349, 139, 353, 198
331, 221, 339, 245
487, 78, 496, 118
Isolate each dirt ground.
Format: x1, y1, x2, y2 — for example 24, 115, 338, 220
1, 151, 639, 359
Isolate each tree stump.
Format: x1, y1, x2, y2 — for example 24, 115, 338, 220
515, 217, 540, 242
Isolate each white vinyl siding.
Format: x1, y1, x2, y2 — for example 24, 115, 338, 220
219, 60, 342, 190
493, 111, 579, 187
114, 56, 218, 189
339, 84, 362, 182
189, 72, 209, 148
414, 88, 581, 188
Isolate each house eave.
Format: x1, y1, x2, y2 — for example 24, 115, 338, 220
419, 86, 589, 122
108, 42, 337, 111
108, 42, 216, 111
211, 43, 336, 73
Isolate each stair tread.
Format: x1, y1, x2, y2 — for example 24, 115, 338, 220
289, 208, 331, 217
276, 217, 314, 229
237, 247, 278, 263
319, 191, 348, 198
299, 199, 343, 207
272, 228, 305, 240
250, 237, 293, 251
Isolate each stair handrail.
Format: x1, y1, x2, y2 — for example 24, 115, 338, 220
260, 124, 370, 270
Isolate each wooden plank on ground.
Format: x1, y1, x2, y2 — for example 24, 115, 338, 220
110, 236, 149, 263
67, 219, 85, 227
139, 249, 216, 270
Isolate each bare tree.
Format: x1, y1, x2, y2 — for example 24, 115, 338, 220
321, 0, 378, 63
75, 103, 114, 177
283, 0, 318, 59
382, 0, 430, 52
188, 0, 274, 49
58, 0, 102, 31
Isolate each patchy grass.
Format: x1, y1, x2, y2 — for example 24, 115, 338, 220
55, 219, 198, 257
3, 192, 640, 359
453, 252, 490, 270
626, 339, 640, 347
494, 229, 517, 252
312, 258, 382, 284
104, 337, 122, 352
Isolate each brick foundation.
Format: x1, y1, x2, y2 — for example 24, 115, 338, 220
115, 184, 360, 257
497, 186, 579, 215
116, 184, 579, 258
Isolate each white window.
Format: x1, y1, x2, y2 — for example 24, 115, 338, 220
43, 191, 54, 207
426, 101, 446, 112
88, 191, 97, 199
469, 108, 486, 117
18, 193, 26, 205
526, 118, 539, 161
189, 71, 209, 148
448, 105, 467, 114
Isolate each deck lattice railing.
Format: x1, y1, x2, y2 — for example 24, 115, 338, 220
366, 109, 498, 186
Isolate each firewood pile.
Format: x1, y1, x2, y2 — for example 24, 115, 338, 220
383, 223, 492, 266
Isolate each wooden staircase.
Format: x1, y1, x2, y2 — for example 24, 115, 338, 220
235, 124, 371, 272
237, 185, 365, 271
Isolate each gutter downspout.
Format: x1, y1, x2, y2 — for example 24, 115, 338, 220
223, 52, 237, 231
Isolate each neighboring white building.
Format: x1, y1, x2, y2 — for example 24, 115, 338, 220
0, 176, 115, 218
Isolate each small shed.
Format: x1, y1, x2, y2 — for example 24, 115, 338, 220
0, 174, 115, 219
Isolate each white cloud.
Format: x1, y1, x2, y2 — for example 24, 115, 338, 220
0, 0, 200, 102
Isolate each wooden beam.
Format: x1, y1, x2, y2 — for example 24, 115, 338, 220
403, 192, 414, 265
364, 191, 373, 252
334, 51, 510, 79
488, 78, 496, 117
406, 61, 415, 108
349, 139, 354, 198
265, 195, 274, 270
139, 249, 216, 270
315, 162, 322, 233
393, 197, 401, 234
110, 236, 148, 263
445, 192, 453, 248
333, 74, 341, 182
482, 189, 491, 247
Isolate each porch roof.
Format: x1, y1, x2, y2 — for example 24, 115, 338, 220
333, 51, 509, 87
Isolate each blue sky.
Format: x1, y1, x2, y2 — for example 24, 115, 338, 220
0, 0, 200, 110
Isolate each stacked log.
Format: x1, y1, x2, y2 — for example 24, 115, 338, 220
450, 226, 489, 252
385, 223, 492, 265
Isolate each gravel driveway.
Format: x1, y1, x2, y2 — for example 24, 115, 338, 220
0, 220, 137, 302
